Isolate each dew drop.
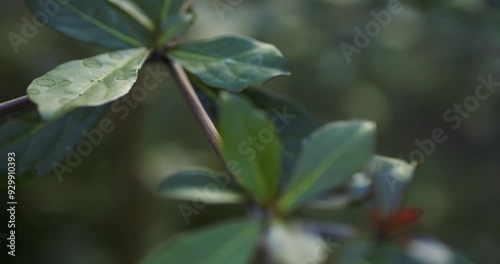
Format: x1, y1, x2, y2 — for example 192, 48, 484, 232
83, 58, 103, 68
58, 98, 70, 104
28, 88, 41, 95
114, 71, 136, 82
109, 52, 124, 60
64, 90, 75, 95
58, 80, 72, 86
36, 78, 56, 87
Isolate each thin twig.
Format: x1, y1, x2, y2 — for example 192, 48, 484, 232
0, 95, 34, 117
164, 58, 224, 161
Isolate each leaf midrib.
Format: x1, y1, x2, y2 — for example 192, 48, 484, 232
106, 0, 155, 32
170, 50, 288, 73
160, 0, 173, 24
243, 117, 271, 201
62, 2, 144, 47
57, 49, 148, 115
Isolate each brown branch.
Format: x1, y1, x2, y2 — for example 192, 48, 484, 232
0, 95, 34, 116
164, 58, 224, 162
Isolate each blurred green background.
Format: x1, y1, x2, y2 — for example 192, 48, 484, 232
1, 0, 500, 263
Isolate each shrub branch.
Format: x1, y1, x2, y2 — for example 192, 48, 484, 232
0, 95, 34, 116
164, 58, 224, 161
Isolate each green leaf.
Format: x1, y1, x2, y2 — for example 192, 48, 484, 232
264, 220, 327, 264
105, 0, 193, 46
158, 169, 245, 204
27, 48, 149, 121
168, 35, 290, 91
25, 0, 152, 48
156, 13, 194, 46
107, 0, 155, 32
130, 0, 186, 27
186, 83, 320, 183
0, 105, 108, 185
243, 88, 320, 181
244, 89, 319, 158
142, 218, 262, 264
278, 121, 376, 212
304, 172, 372, 210
367, 156, 416, 218
218, 92, 282, 204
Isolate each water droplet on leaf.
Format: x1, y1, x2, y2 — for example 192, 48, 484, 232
36, 78, 56, 87
109, 52, 124, 60
58, 80, 72, 86
114, 71, 136, 82
83, 58, 103, 68
28, 88, 41, 95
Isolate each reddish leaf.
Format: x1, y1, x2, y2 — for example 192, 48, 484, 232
371, 207, 423, 233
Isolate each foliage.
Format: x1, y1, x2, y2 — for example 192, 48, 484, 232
0, 0, 476, 263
